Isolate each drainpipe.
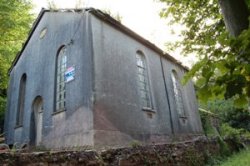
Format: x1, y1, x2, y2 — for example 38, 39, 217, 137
160, 56, 174, 135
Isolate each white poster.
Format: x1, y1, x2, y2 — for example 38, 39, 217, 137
65, 66, 75, 82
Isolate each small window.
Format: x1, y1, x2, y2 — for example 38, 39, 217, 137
40, 28, 47, 39
136, 51, 152, 108
16, 74, 27, 126
171, 70, 185, 117
55, 46, 67, 112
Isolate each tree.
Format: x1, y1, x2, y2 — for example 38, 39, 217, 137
218, 0, 249, 37
102, 9, 123, 23
160, 0, 250, 108
0, 0, 34, 133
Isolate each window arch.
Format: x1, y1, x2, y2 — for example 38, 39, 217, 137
55, 46, 67, 112
16, 73, 27, 126
171, 70, 185, 116
136, 51, 152, 108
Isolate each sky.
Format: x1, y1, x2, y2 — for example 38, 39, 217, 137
32, 0, 195, 67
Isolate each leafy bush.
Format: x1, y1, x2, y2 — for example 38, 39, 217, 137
200, 110, 220, 137
219, 148, 250, 166
220, 123, 250, 139
206, 99, 250, 132
0, 96, 6, 133
199, 99, 250, 138
222, 108, 250, 132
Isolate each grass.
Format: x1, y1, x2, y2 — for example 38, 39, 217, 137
219, 148, 250, 166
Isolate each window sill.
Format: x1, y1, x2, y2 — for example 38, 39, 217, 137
52, 109, 65, 115
142, 107, 156, 113
179, 116, 188, 124
14, 125, 23, 129
179, 116, 188, 119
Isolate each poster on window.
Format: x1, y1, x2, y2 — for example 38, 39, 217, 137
65, 66, 75, 82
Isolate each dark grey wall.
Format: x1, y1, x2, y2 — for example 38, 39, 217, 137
161, 58, 203, 135
90, 15, 202, 146
5, 11, 94, 148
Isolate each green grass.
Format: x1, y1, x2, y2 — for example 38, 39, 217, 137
219, 148, 250, 166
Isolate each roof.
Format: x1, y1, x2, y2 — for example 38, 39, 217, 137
9, 8, 188, 73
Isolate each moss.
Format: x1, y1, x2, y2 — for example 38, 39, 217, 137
129, 140, 142, 148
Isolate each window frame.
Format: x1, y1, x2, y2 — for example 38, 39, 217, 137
16, 73, 27, 127
136, 51, 154, 110
171, 70, 186, 117
54, 46, 67, 113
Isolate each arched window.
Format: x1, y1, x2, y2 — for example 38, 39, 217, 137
16, 74, 26, 126
55, 46, 67, 112
171, 70, 185, 116
136, 51, 152, 108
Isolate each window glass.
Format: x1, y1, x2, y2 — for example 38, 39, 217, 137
136, 51, 152, 108
55, 46, 67, 112
171, 70, 185, 116
39, 28, 47, 39
16, 74, 26, 126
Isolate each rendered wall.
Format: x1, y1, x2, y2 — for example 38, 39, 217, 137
5, 11, 94, 148
161, 58, 203, 135
5, 10, 203, 149
91, 15, 175, 146
90, 14, 203, 146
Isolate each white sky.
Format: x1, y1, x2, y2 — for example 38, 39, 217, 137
32, 0, 196, 67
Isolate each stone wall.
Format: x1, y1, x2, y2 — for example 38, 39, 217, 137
0, 137, 246, 166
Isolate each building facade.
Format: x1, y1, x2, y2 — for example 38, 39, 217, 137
4, 8, 203, 148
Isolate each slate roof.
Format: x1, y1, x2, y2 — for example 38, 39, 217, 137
9, 8, 188, 73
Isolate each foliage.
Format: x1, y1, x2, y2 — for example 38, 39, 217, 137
0, 0, 34, 132
222, 108, 250, 132
220, 123, 250, 139
159, 0, 250, 107
102, 9, 123, 23
199, 109, 220, 137
0, 96, 6, 133
129, 140, 142, 148
219, 148, 250, 166
47, 0, 57, 9
200, 99, 250, 140
202, 99, 250, 131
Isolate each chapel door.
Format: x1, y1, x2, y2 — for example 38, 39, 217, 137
32, 96, 43, 146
